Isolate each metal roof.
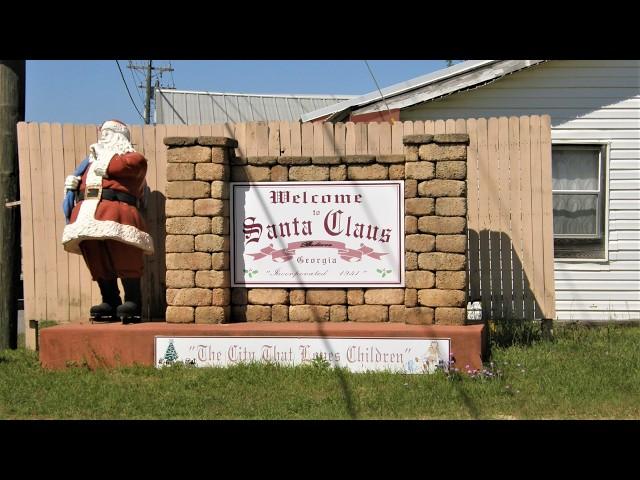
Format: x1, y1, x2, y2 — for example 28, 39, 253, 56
300, 60, 546, 122
155, 89, 355, 124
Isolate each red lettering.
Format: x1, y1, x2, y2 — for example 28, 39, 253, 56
243, 217, 262, 244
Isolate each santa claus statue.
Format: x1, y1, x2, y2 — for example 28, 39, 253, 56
61, 120, 154, 323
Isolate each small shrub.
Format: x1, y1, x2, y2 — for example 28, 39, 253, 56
310, 354, 331, 370
488, 318, 543, 348
38, 320, 59, 329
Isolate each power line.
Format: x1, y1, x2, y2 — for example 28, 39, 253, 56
115, 60, 145, 122
127, 60, 145, 105
364, 60, 394, 123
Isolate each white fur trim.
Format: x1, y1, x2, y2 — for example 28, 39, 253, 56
62, 217, 154, 255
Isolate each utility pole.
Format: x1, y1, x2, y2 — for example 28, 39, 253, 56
0, 60, 25, 350
128, 61, 174, 124
145, 61, 152, 125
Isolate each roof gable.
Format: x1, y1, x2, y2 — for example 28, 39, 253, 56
301, 60, 546, 122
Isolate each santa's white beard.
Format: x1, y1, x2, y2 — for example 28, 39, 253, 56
89, 134, 135, 162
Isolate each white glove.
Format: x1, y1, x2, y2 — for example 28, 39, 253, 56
90, 144, 111, 177
93, 160, 109, 178
64, 175, 81, 193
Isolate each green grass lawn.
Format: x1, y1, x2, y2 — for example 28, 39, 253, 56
1, 323, 638, 419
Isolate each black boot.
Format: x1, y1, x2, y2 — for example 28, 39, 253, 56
117, 277, 142, 324
90, 279, 122, 322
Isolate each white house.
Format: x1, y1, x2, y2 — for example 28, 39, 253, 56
303, 60, 640, 322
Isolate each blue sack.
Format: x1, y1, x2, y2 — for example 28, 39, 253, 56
62, 157, 90, 224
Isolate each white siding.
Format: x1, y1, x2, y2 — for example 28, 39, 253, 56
401, 60, 640, 321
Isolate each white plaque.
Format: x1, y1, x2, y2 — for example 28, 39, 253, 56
230, 181, 404, 287
155, 336, 450, 374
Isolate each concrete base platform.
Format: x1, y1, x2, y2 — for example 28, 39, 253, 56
40, 322, 486, 372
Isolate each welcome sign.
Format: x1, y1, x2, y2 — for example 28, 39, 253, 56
231, 181, 404, 287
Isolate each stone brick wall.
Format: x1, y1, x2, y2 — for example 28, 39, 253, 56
164, 132, 469, 326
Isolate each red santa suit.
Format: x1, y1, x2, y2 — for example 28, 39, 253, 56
62, 150, 154, 280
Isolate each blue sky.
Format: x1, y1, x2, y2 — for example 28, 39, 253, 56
26, 60, 450, 126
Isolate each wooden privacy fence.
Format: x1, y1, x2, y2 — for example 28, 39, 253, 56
465, 116, 555, 321
17, 116, 554, 328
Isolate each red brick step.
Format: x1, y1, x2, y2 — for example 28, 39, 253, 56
40, 322, 486, 372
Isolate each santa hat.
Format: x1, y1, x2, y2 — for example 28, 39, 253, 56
100, 119, 130, 140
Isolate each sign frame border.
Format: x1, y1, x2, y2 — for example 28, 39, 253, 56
154, 335, 451, 373
230, 181, 405, 288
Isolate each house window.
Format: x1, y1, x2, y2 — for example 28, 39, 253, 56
552, 144, 607, 260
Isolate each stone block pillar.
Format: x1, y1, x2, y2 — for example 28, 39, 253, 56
403, 133, 469, 325
164, 136, 236, 324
